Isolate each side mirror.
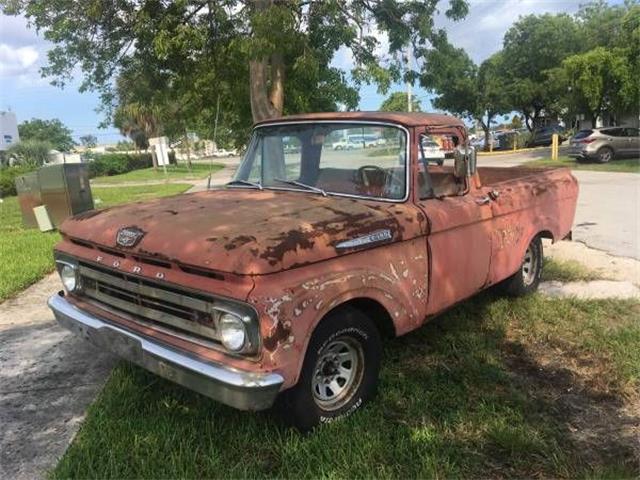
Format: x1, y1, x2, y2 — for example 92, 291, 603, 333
453, 145, 477, 177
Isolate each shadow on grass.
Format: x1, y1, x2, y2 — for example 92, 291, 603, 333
52, 292, 639, 479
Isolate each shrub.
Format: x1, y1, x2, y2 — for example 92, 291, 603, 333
85, 152, 154, 178
0, 165, 36, 197
85, 151, 177, 178
6, 140, 53, 168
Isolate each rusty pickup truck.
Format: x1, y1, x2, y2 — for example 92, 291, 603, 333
48, 112, 578, 430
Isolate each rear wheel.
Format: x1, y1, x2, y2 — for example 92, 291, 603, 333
501, 236, 543, 296
596, 146, 613, 163
280, 306, 382, 431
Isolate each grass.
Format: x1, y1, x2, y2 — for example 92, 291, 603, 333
0, 184, 191, 302
524, 156, 640, 173
52, 262, 640, 478
91, 163, 224, 184
542, 258, 603, 283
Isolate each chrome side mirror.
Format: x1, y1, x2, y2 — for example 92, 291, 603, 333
454, 145, 477, 177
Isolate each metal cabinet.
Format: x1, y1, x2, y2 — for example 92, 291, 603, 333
15, 163, 94, 228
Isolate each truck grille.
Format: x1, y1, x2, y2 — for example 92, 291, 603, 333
77, 262, 221, 343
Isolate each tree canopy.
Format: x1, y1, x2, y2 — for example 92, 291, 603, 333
379, 92, 422, 112
17, 118, 74, 151
1, 0, 469, 146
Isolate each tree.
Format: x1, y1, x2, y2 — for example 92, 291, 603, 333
379, 92, 421, 112
547, 47, 635, 127
1, 0, 469, 138
17, 118, 74, 151
79, 134, 97, 148
509, 115, 523, 130
6, 140, 53, 168
501, 14, 582, 130
420, 43, 508, 149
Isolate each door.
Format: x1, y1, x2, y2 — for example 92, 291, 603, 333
624, 128, 640, 157
415, 133, 493, 315
601, 127, 626, 155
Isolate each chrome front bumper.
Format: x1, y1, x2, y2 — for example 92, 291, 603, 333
48, 293, 284, 411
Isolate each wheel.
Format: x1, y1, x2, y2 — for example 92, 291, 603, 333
501, 236, 543, 296
280, 306, 382, 431
596, 146, 613, 163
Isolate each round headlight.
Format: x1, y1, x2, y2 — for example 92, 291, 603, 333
219, 313, 247, 352
60, 264, 78, 292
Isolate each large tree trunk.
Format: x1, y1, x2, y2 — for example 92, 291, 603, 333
248, 1, 285, 123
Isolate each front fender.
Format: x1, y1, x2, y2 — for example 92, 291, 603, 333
249, 238, 429, 388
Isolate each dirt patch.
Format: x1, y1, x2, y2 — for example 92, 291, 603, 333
545, 240, 640, 286
502, 338, 640, 473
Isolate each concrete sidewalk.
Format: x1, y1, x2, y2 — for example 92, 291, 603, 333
0, 275, 115, 479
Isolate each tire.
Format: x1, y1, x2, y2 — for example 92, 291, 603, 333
596, 146, 613, 163
280, 306, 382, 431
501, 236, 543, 296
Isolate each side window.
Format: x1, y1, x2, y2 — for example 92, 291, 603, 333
418, 133, 465, 200
624, 128, 639, 137
602, 128, 623, 137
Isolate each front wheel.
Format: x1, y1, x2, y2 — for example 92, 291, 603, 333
500, 236, 543, 296
280, 306, 382, 431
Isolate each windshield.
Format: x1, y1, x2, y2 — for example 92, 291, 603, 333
233, 122, 407, 200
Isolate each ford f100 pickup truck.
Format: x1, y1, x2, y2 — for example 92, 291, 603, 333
49, 112, 578, 430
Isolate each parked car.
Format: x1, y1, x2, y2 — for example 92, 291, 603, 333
569, 127, 640, 163
332, 139, 348, 150
527, 125, 566, 147
212, 148, 237, 157
420, 135, 445, 165
48, 112, 578, 431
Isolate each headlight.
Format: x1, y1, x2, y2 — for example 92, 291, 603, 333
60, 264, 78, 292
219, 313, 247, 352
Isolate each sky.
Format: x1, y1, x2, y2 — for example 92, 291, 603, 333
0, 0, 602, 145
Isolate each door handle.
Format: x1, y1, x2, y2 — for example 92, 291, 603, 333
476, 196, 491, 205
488, 189, 500, 200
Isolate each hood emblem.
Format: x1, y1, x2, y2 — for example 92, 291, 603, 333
336, 229, 392, 250
116, 226, 145, 248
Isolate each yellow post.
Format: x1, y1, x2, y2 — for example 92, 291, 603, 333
551, 133, 558, 160
513, 134, 517, 151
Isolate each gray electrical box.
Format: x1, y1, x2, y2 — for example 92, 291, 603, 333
15, 171, 42, 228
15, 163, 94, 228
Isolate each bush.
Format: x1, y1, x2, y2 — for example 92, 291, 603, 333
85, 153, 154, 178
85, 151, 177, 178
6, 140, 53, 168
0, 165, 36, 197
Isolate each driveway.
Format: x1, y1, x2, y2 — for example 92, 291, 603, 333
0, 275, 115, 479
479, 150, 640, 260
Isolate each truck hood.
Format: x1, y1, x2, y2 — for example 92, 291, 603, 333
60, 189, 422, 275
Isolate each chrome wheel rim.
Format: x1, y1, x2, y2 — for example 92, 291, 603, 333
312, 337, 364, 411
600, 149, 612, 162
522, 246, 537, 286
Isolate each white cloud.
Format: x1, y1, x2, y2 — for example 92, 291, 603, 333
0, 43, 39, 76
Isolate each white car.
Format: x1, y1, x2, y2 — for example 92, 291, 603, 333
213, 149, 237, 157
332, 140, 349, 150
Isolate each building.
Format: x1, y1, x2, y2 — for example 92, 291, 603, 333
0, 111, 19, 151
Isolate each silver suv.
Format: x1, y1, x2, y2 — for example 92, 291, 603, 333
569, 127, 640, 163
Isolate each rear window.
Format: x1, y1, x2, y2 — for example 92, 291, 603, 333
573, 130, 593, 139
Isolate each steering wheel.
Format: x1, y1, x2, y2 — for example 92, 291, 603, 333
356, 165, 387, 188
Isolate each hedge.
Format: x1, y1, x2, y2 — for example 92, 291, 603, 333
85, 152, 176, 178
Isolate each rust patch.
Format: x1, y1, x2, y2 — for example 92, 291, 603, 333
72, 209, 108, 220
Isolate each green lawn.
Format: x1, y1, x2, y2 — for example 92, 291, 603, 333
52, 262, 639, 478
541, 258, 603, 283
524, 155, 640, 173
91, 163, 224, 184
0, 184, 191, 302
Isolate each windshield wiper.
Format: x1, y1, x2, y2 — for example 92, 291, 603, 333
273, 178, 327, 196
225, 179, 263, 190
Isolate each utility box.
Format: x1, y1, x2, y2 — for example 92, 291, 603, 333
15, 171, 41, 228
14, 163, 94, 228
